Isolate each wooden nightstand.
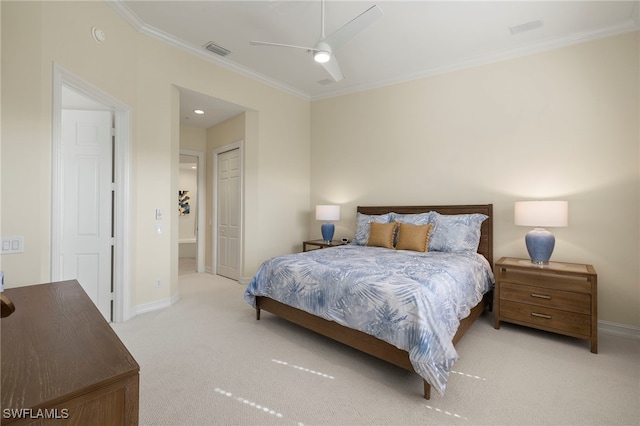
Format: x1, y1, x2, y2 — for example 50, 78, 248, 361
303, 239, 347, 252
494, 257, 598, 353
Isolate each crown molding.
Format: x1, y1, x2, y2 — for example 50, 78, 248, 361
107, 0, 638, 103
311, 17, 640, 101
106, 0, 311, 101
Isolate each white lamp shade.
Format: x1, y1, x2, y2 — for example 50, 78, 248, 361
315, 205, 340, 221
514, 201, 568, 227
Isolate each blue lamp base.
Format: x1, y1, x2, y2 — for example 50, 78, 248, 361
321, 222, 335, 243
525, 228, 556, 265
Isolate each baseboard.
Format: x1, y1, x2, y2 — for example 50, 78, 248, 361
202, 269, 249, 286
599, 320, 640, 340
135, 291, 181, 316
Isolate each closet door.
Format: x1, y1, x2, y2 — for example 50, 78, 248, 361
216, 148, 240, 280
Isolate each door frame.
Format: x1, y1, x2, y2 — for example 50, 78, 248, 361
212, 140, 243, 279
51, 63, 133, 322
179, 149, 205, 273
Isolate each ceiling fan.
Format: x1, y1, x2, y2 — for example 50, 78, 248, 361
250, 0, 383, 82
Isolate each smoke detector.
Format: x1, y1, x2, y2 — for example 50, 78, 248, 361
91, 27, 106, 43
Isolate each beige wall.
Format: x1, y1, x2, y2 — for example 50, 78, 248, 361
203, 109, 313, 274
0, 2, 311, 310
310, 32, 640, 327
180, 125, 207, 152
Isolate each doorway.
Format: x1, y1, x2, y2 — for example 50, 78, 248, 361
52, 64, 133, 322
178, 150, 205, 275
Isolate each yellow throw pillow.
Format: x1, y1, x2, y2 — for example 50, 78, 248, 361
366, 222, 397, 249
395, 223, 433, 252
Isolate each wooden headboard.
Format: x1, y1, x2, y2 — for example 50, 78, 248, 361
357, 204, 493, 267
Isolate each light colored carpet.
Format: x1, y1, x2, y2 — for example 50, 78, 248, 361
112, 272, 640, 425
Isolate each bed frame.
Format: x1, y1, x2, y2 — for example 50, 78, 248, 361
255, 204, 493, 399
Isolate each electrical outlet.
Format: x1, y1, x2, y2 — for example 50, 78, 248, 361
156, 279, 162, 288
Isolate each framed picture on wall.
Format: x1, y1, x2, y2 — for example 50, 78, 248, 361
179, 190, 190, 215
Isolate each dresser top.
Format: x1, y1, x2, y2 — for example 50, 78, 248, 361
1, 280, 139, 411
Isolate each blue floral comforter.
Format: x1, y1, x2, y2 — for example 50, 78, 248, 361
244, 245, 494, 395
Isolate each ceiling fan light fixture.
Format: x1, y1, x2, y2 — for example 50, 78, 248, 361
314, 50, 331, 63
250, 2, 382, 82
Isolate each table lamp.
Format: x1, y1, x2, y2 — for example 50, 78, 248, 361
315, 205, 340, 243
515, 201, 568, 265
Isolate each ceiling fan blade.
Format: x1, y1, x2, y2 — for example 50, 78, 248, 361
250, 40, 316, 51
321, 55, 344, 82
322, 5, 383, 51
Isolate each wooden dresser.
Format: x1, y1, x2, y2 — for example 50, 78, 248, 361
494, 257, 598, 353
1, 280, 139, 425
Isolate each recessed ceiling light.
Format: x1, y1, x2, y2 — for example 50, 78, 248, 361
193, 109, 204, 115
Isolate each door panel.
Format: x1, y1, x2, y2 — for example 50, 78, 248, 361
217, 148, 240, 280
76, 253, 100, 301
61, 110, 113, 320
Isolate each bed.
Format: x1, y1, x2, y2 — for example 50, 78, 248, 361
244, 204, 494, 399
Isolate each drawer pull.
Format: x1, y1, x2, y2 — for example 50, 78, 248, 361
531, 312, 552, 319
530, 293, 551, 300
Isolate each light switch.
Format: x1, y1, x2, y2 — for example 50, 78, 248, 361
155, 209, 163, 220
1, 237, 23, 254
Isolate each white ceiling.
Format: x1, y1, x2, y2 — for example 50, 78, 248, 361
110, 1, 639, 128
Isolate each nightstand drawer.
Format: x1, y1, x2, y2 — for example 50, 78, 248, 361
500, 282, 591, 315
500, 300, 591, 337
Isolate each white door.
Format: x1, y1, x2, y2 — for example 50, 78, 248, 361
60, 109, 113, 320
217, 148, 240, 280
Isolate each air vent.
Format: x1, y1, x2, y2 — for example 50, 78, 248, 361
204, 41, 231, 57
509, 19, 543, 35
